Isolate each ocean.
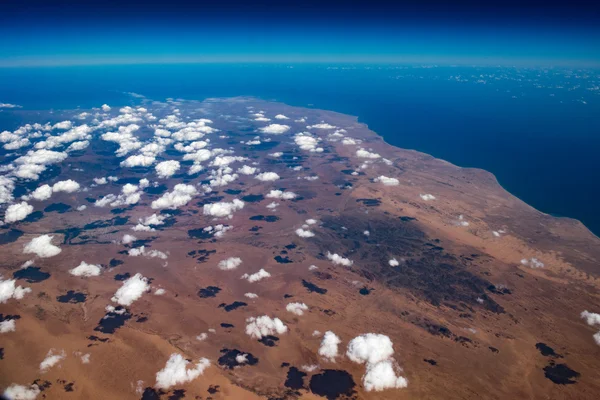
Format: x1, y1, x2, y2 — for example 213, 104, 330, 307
1, 64, 599, 235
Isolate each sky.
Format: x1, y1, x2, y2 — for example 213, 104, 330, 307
1, 0, 599, 67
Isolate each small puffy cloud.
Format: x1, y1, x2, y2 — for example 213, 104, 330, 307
122, 234, 137, 245
133, 213, 167, 231
155, 354, 210, 390
202, 224, 232, 238
52, 120, 73, 130
52, 179, 80, 193
356, 149, 381, 159
245, 292, 258, 299
274, 114, 289, 120
80, 353, 91, 364
0, 176, 15, 204
101, 104, 111, 112
521, 257, 544, 268
346, 333, 395, 365
218, 257, 242, 271
266, 189, 296, 199
4, 202, 34, 223
66, 140, 89, 152
128, 246, 168, 260
93, 177, 108, 185
241, 269, 271, 283
40, 349, 66, 372
69, 261, 102, 277
0, 103, 22, 109
236, 353, 249, 364
196, 333, 208, 341
389, 258, 399, 267
111, 273, 150, 306
581, 311, 600, 346
454, 215, 470, 227
259, 124, 290, 135
255, 172, 280, 182
419, 194, 436, 201
363, 359, 408, 391
266, 202, 279, 209
301, 365, 319, 373
374, 176, 399, 186
183, 149, 212, 163
237, 165, 257, 175
2, 384, 41, 400
21, 149, 67, 165
294, 132, 323, 152
326, 252, 353, 266
286, 302, 308, 316
14, 150, 68, 179
155, 160, 181, 178
151, 184, 197, 209
307, 123, 337, 129
101, 124, 142, 157
581, 310, 600, 326
23, 235, 61, 258
0, 319, 16, 333
121, 154, 155, 168
203, 199, 244, 219
319, 331, 341, 362
342, 137, 357, 145
245, 315, 288, 339
154, 288, 166, 296
0, 277, 31, 303
346, 333, 409, 391
296, 228, 315, 238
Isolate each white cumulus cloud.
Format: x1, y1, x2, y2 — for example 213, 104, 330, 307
40, 349, 66, 372
4, 202, 34, 223
356, 149, 381, 159
266, 189, 296, 199
2, 384, 41, 400
69, 261, 102, 277
218, 257, 242, 271
374, 176, 399, 186
155, 354, 210, 390
363, 359, 408, 392
326, 252, 353, 266
23, 235, 61, 258
259, 124, 290, 134
203, 199, 244, 219
255, 172, 280, 182
245, 315, 288, 339
151, 184, 197, 209
296, 228, 315, 238
237, 165, 257, 175
241, 269, 271, 283
52, 179, 80, 193
286, 302, 308, 316
111, 273, 150, 306
155, 160, 181, 178
319, 331, 341, 362
346, 333, 408, 391
0, 277, 31, 303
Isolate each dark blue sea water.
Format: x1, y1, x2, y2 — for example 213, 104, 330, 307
1, 64, 599, 235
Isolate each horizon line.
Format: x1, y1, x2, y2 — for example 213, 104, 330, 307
1, 55, 599, 69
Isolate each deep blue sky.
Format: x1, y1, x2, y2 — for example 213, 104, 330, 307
1, 0, 599, 66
